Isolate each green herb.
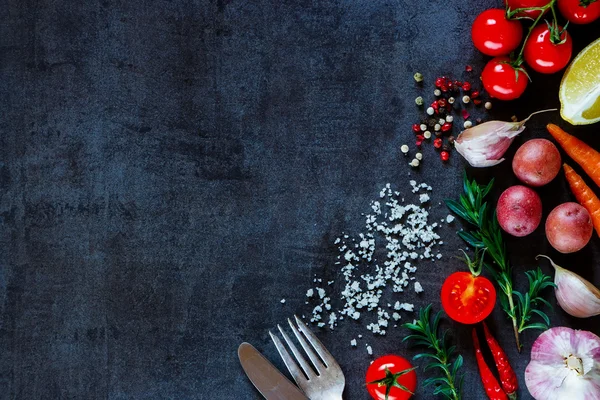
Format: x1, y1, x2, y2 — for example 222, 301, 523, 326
515, 268, 555, 333
403, 305, 463, 400
445, 174, 554, 351
366, 367, 417, 399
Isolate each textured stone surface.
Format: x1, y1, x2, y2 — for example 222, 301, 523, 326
1, 0, 599, 398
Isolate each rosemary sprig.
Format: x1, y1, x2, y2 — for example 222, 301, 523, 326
515, 268, 555, 333
445, 174, 554, 351
403, 305, 463, 400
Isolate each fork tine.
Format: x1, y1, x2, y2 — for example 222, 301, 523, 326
294, 315, 338, 369
269, 330, 309, 385
277, 324, 317, 379
287, 318, 325, 374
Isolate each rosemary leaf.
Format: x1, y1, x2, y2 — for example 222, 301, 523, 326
403, 305, 462, 400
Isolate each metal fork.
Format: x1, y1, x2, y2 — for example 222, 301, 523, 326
269, 315, 345, 400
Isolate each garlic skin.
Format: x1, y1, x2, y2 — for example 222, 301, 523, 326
454, 120, 524, 167
537, 255, 600, 318
525, 327, 600, 400
454, 109, 556, 168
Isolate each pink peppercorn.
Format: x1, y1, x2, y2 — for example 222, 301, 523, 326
442, 122, 452, 132
462, 82, 471, 91
434, 138, 443, 149
441, 151, 449, 161
412, 123, 421, 133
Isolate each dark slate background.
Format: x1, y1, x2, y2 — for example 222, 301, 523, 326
1, 0, 599, 398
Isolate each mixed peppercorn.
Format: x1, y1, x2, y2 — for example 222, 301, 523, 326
404, 67, 493, 165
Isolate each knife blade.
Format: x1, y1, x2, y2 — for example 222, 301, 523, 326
238, 342, 309, 400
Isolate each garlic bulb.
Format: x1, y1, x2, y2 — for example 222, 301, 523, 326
525, 327, 600, 400
454, 109, 556, 168
537, 255, 600, 318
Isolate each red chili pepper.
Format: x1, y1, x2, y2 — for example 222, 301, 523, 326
472, 329, 508, 400
483, 322, 518, 399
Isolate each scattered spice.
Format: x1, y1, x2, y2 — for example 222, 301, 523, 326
406, 72, 491, 164
414, 72, 424, 83
485, 101, 492, 110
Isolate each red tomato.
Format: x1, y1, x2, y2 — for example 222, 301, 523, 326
557, 0, 600, 24
481, 57, 529, 100
524, 24, 572, 74
505, 0, 552, 18
441, 272, 496, 324
471, 9, 523, 56
366, 355, 417, 400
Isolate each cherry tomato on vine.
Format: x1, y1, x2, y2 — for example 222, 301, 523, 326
366, 355, 417, 400
481, 57, 529, 100
441, 271, 496, 324
471, 9, 523, 56
505, 0, 552, 19
557, 0, 600, 24
524, 24, 572, 74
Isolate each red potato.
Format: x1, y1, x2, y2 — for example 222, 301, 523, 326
497, 186, 543, 237
512, 139, 561, 187
545, 202, 593, 253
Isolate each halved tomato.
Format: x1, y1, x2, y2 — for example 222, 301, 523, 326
441, 272, 496, 324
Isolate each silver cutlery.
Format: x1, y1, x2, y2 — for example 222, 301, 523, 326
269, 315, 345, 400
238, 342, 309, 400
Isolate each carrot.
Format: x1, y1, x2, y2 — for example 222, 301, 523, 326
547, 124, 600, 188
563, 163, 600, 237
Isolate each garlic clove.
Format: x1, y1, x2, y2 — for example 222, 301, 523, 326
455, 109, 556, 168
537, 255, 600, 318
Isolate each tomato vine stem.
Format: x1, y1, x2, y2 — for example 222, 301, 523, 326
507, 0, 558, 66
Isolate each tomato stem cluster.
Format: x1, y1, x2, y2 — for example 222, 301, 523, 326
508, 0, 559, 66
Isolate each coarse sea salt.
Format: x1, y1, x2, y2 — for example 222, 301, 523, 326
303, 182, 444, 352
